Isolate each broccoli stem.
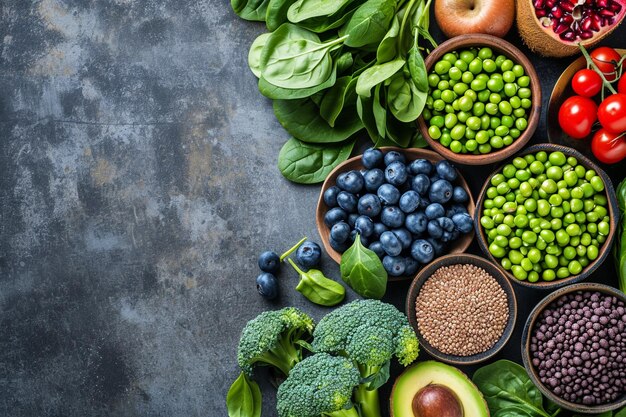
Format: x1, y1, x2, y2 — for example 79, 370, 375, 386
354, 385, 382, 417
262, 334, 301, 377
323, 406, 360, 417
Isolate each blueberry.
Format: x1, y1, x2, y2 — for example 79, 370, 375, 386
350, 230, 369, 246
348, 213, 359, 228
392, 228, 412, 249
435, 160, 458, 182
324, 207, 348, 227
330, 221, 351, 243
330, 237, 349, 253
409, 159, 433, 175
256, 273, 278, 300
337, 170, 364, 194
383, 255, 406, 276
363, 169, 385, 192
418, 197, 430, 209
357, 194, 382, 217
381, 206, 406, 228
427, 238, 446, 256
429, 179, 453, 204
385, 161, 408, 186
425, 203, 445, 220
377, 184, 400, 205
452, 186, 469, 203
355, 215, 375, 237
405, 212, 428, 234
372, 222, 389, 239
411, 239, 434, 264
369, 241, 385, 258
452, 213, 474, 234
411, 174, 431, 196
429, 174, 441, 183
404, 257, 420, 276
362, 148, 384, 169
384, 150, 406, 166
296, 241, 322, 268
441, 230, 460, 243
337, 191, 358, 212
427, 220, 444, 239
446, 203, 468, 218
258, 251, 280, 274
437, 217, 455, 232
380, 231, 403, 256
323, 186, 341, 208
399, 191, 421, 213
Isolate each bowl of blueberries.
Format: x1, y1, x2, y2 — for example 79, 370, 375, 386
316, 147, 475, 280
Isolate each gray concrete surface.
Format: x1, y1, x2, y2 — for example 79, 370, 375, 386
0, 1, 624, 416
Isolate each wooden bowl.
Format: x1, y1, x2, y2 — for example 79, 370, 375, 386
417, 34, 541, 165
405, 254, 517, 365
474, 143, 619, 290
521, 283, 626, 414
316, 147, 475, 281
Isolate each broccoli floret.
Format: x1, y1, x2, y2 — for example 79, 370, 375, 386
311, 300, 419, 417
237, 307, 314, 377
276, 353, 361, 417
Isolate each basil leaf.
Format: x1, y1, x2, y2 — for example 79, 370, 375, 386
289, 259, 346, 306
278, 137, 355, 184
342, 0, 396, 48
287, 0, 354, 22
340, 234, 387, 299
232, 0, 271, 21
320, 76, 354, 126
266, 0, 298, 31
248, 33, 272, 78
226, 372, 262, 417
356, 59, 405, 97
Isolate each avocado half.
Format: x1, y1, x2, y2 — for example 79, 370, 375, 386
390, 361, 489, 417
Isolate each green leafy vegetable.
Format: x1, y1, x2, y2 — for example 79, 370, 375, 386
614, 178, 626, 292
287, 259, 346, 306
226, 372, 262, 417
319, 76, 354, 126
342, 0, 397, 48
232, 0, 271, 20
259, 62, 338, 99
356, 59, 405, 97
376, 15, 400, 63
278, 137, 355, 184
287, 0, 355, 22
248, 33, 272, 78
386, 70, 426, 123
572, 412, 612, 417
340, 235, 387, 299
266, 0, 297, 30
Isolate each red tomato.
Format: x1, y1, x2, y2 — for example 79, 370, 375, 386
598, 94, 626, 134
591, 128, 626, 164
590, 47, 621, 82
571, 69, 603, 97
558, 96, 598, 139
619, 75, 626, 95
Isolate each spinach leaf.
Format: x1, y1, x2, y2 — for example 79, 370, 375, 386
320, 76, 354, 126
248, 32, 272, 78
259, 61, 337, 99
288, 259, 346, 306
278, 137, 355, 184
274, 98, 363, 143
336, 52, 354, 74
340, 234, 387, 299
356, 58, 405, 97
407, 30, 428, 92
410, 130, 427, 148
493, 406, 538, 417
260, 24, 347, 89
373, 84, 387, 138
266, 0, 298, 31
226, 372, 262, 417
287, 0, 354, 22
232, 0, 271, 21
384, 110, 412, 147
387, 70, 426, 123
356, 95, 384, 144
376, 15, 400, 63
342, 0, 396, 48
473, 360, 553, 417
296, 1, 361, 33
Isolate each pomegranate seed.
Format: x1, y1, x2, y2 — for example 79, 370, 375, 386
596, 0, 608, 7
551, 5, 564, 17
546, 0, 557, 8
561, 1, 575, 12
601, 16, 611, 25
610, 2, 622, 12
581, 16, 593, 30
600, 8, 616, 16
590, 13, 602, 30
560, 30, 576, 41
562, 14, 575, 24
534, 0, 545, 8
580, 30, 594, 39
554, 22, 570, 33
536, 8, 548, 17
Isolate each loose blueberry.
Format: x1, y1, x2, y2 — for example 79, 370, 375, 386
363, 169, 385, 192
357, 194, 382, 217
399, 190, 421, 213
437, 217, 455, 233
324, 207, 348, 227
405, 212, 428, 234
404, 257, 420, 275
337, 191, 358, 213
330, 237, 350, 253
411, 174, 431, 196
427, 220, 444, 239
381, 206, 406, 228
348, 213, 359, 228
392, 228, 412, 249
337, 170, 364, 194
380, 231, 403, 256
429, 179, 453, 204
385, 161, 408, 186
427, 237, 446, 256
435, 160, 458, 182
452, 186, 469, 203
411, 239, 434, 264
330, 221, 351, 243
452, 213, 474, 234
383, 255, 406, 276
256, 273, 278, 300
425, 203, 446, 220
372, 222, 389, 239
369, 241, 385, 258
323, 185, 341, 208
409, 159, 433, 175
258, 251, 281, 274
362, 148, 384, 169
296, 241, 322, 268
446, 203, 468, 218
377, 184, 401, 205
384, 150, 406, 166
355, 215, 375, 237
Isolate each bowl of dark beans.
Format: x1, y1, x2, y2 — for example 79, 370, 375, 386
522, 283, 626, 414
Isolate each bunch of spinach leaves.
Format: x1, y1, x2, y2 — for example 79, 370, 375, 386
234, 0, 435, 183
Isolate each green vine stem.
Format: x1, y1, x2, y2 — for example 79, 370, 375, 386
578, 43, 618, 100
280, 237, 307, 261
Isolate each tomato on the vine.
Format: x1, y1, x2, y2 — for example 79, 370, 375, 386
558, 96, 598, 139
590, 47, 621, 82
619, 75, 626, 95
571, 69, 603, 97
591, 128, 626, 164
598, 94, 626, 134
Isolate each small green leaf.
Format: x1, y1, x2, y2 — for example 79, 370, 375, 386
342, 0, 396, 48
408, 43, 428, 92
289, 259, 346, 306
356, 59, 405, 97
340, 234, 387, 299
376, 15, 400, 63
232, 0, 271, 21
387, 70, 426, 123
266, 0, 298, 30
226, 372, 262, 417
248, 33, 272, 78
287, 0, 354, 22
320, 76, 354, 126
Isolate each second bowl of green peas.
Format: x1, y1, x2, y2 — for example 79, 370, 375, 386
474, 144, 619, 289
417, 34, 541, 165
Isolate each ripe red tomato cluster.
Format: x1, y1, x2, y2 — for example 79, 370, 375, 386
558, 47, 626, 165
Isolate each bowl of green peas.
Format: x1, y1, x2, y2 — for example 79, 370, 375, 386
418, 34, 541, 165
474, 144, 619, 289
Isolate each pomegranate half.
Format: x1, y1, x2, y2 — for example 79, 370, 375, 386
516, 0, 626, 57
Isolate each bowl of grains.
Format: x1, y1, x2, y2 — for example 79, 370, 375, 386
522, 283, 626, 414
406, 253, 517, 365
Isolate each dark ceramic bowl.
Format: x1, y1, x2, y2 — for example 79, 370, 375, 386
474, 143, 619, 290
521, 283, 626, 414
406, 254, 517, 365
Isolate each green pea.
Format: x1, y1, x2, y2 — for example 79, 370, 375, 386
581, 183, 595, 198
556, 267, 570, 279
513, 108, 526, 118
450, 125, 466, 140
587, 245, 599, 260
428, 125, 442, 139
544, 254, 558, 269
466, 116, 481, 131
457, 111, 469, 123
467, 58, 482, 75
432, 89, 442, 100
453, 82, 468, 96
458, 96, 473, 112
487, 78, 504, 92
473, 102, 485, 116
566, 223, 581, 236
524, 198, 537, 212
590, 176, 604, 192
536, 199, 549, 217
478, 143, 492, 154
495, 125, 509, 137
465, 89, 478, 101
594, 194, 608, 206
454, 59, 468, 71
477, 47, 493, 60
485, 103, 499, 115
476, 130, 490, 144
528, 271, 539, 282
528, 248, 542, 263
443, 52, 457, 63
517, 75, 530, 87
503, 164, 516, 178
511, 64, 524, 77
515, 118, 528, 131
466, 139, 478, 152
471, 78, 486, 91
433, 99, 445, 111
497, 224, 512, 238
509, 250, 523, 264
512, 265, 528, 280
510, 96, 522, 109
522, 230, 537, 244
449, 140, 462, 153
521, 98, 532, 109
483, 58, 496, 72
520, 258, 533, 272
489, 93, 502, 104
462, 71, 475, 84
541, 179, 557, 194
551, 206, 564, 218
546, 166, 564, 181
507, 178, 520, 189
542, 269, 556, 281
519, 87, 532, 99
498, 101, 513, 115
481, 216, 495, 229
440, 133, 452, 147
444, 113, 458, 129
576, 244, 587, 257
528, 161, 544, 175
594, 206, 607, 218
503, 82, 517, 97
579, 257, 590, 267
440, 89, 454, 103
428, 74, 440, 87
551, 218, 563, 230
598, 221, 609, 236
448, 66, 462, 80
567, 260, 582, 275
587, 222, 597, 234
503, 70, 516, 83
501, 258, 512, 270
435, 60, 452, 74
438, 80, 450, 91
516, 170, 531, 181
478, 89, 490, 102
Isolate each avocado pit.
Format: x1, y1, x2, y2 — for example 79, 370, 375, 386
411, 384, 463, 417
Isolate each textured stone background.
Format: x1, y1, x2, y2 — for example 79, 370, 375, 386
0, 1, 624, 416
